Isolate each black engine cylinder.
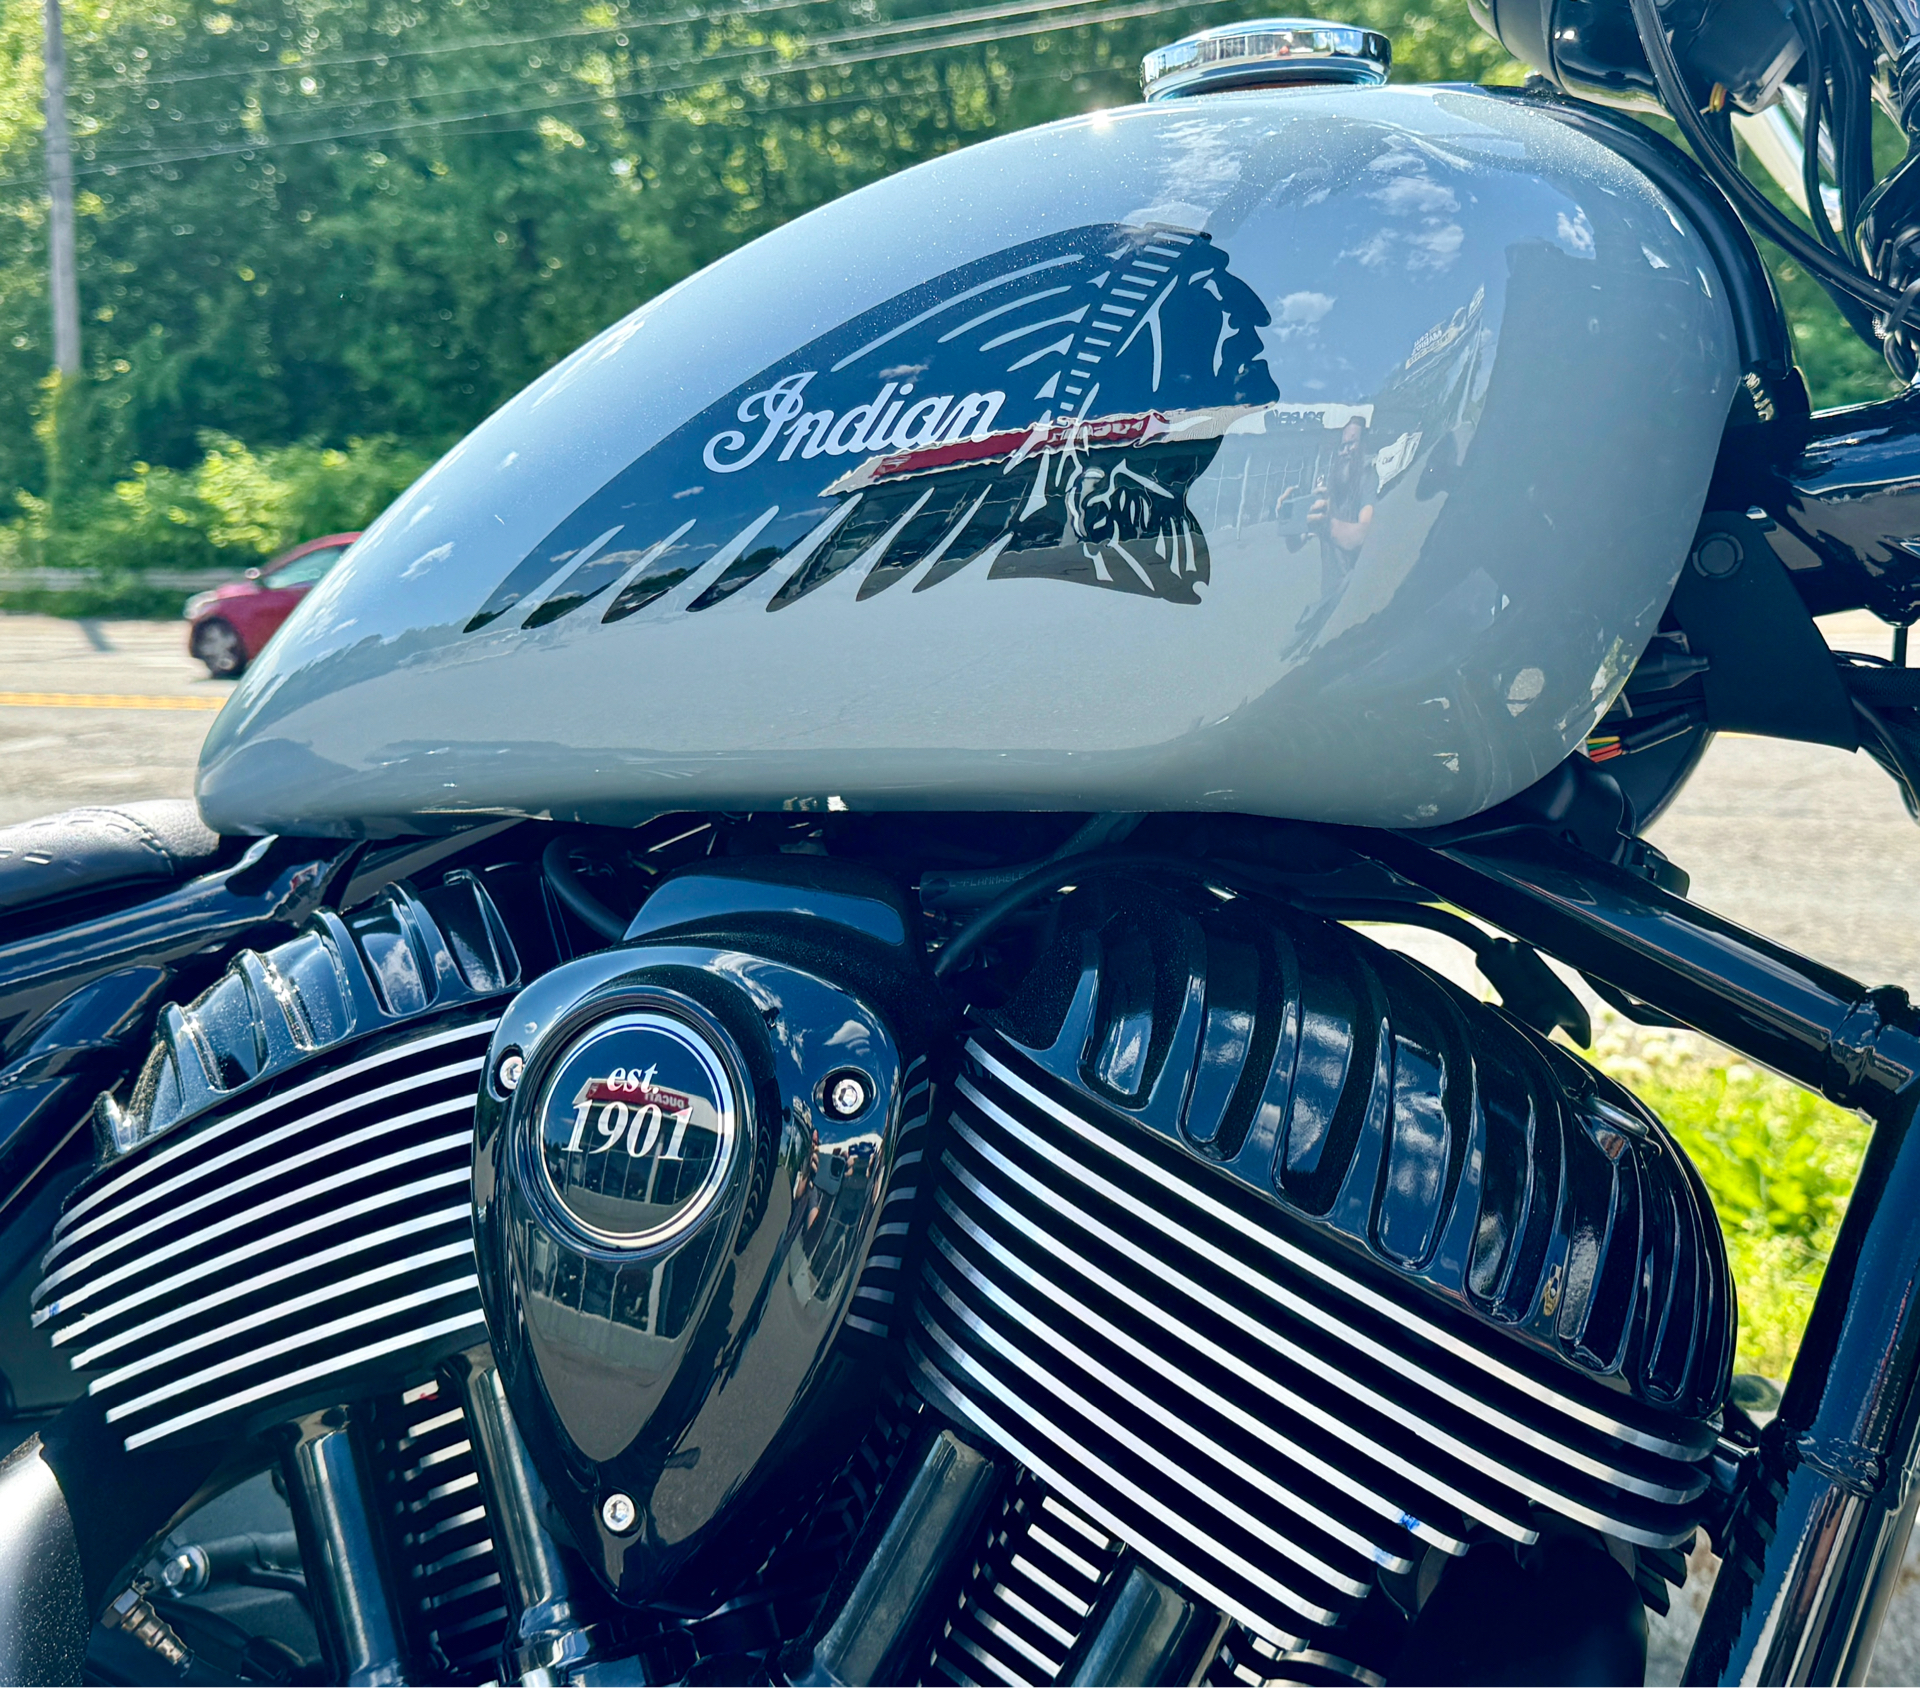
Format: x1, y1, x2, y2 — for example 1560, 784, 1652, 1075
907, 869, 1731, 1660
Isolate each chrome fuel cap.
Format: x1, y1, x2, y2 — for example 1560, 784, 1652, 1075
1142, 18, 1391, 99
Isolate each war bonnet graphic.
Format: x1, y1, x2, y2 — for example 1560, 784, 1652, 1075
467, 223, 1279, 632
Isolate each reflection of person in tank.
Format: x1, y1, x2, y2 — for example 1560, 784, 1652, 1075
1276, 418, 1376, 637
1310, 419, 1376, 591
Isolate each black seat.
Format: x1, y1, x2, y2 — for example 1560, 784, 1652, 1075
0, 802, 225, 917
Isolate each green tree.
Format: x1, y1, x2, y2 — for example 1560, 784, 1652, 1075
0, 0, 1522, 507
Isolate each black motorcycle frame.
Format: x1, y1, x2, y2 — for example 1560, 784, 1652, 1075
1358, 827, 1920, 1686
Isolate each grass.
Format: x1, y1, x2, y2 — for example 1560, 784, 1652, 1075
1592, 1020, 1870, 1380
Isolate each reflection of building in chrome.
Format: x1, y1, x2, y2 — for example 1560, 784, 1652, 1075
1187, 284, 1491, 551
1185, 402, 1375, 539
792, 1132, 880, 1304
521, 1128, 885, 1364
1369, 284, 1492, 489
524, 1225, 704, 1370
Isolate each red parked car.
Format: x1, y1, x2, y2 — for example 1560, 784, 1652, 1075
184, 532, 360, 677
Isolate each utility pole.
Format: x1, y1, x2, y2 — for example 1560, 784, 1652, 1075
43, 0, 80, 377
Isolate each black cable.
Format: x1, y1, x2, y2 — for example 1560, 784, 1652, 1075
1817, 0, 1874, 243
919, 813, 1143, 913
1628, 0, 1903, 315
931, 852, 1245, 981
1837, 650, 1920, 703
1800, 12, 1842, 256
540, 835, 631, 942
1581, 971, 1689, 1028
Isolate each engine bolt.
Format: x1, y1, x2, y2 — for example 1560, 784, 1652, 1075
601, 1492, 637, 1534
823, 1070, 872, 1122
496, 1052, 525, 1093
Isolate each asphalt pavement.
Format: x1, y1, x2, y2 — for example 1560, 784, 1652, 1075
0, 614, 228, 828
5, 605, 1920, 1683
5, 607, 1916, 986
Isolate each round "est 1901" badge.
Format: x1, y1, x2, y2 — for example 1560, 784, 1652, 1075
533, 1011, 738, 1250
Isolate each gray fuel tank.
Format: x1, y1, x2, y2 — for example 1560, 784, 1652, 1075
196, 85, 1738, 836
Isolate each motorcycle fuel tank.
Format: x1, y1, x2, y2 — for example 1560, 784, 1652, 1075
196, 84, 1737, 836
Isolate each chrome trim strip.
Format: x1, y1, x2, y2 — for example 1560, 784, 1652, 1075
1279, 1649, 1386, 1687
945, 1109, 1696, 1553
416, 1471, 481, 1509
86, 1239, 474, 1390
955, 1072, 1698, 1506
400, 1408, 467, 1447
414, 1505, 488, 1547
947, 1627, 1030, 1688
936, 1186, 1470, 1557
923, 1269, 1371, 1603
44, 1172, 468, 1333
106, 1274, 481, 1421
36, 1131, 472, 1316
1005, 1554, 1091, 1621
418, 1538, 495, 1581
934, 1226, 1420, 1573
993, 1583, 1077, 1652
43, 1089, 475, 1287
943, 1128, 1531, 1544
974, 1611, 1058, 1677
68, 1207, 472, 1368
967, 1040, 1707, 1464
122, 1308, 488, 1449
406, 1440, 476, 1482
56, 1020, 495, 1234
1040, 1496, 1109, 1550
49, 1052, 486, 1263
912, 1332, 1303, 1652
420, 1571, 502, 1613
1025, 1527, 1102, 1586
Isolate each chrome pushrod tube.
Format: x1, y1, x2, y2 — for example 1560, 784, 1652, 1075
279, 1411, 408, 1687
447, 1349, 602, 1685
1355, 829, 1920, 1686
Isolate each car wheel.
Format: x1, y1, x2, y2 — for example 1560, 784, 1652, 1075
194, 618, 247, 678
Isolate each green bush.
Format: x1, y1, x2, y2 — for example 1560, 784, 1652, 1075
1593, 1023, 1870, 1379
2, 433, 431, 610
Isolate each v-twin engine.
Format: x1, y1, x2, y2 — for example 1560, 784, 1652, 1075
18, 831, 1732, 1686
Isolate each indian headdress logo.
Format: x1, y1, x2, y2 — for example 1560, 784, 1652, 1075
466, 223, 1279, 632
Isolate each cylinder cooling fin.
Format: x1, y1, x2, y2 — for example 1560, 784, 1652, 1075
30, 862, 568, 1453
907, 873, 1731, 1660
16, 828, 1740, 1687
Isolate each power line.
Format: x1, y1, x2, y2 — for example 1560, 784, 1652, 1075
78, 0, 1185, 141
11, 0, 1211, 186
82, 0, 841, 92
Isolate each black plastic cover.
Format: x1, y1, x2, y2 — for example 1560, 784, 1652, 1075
473, 871, 937, 1604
